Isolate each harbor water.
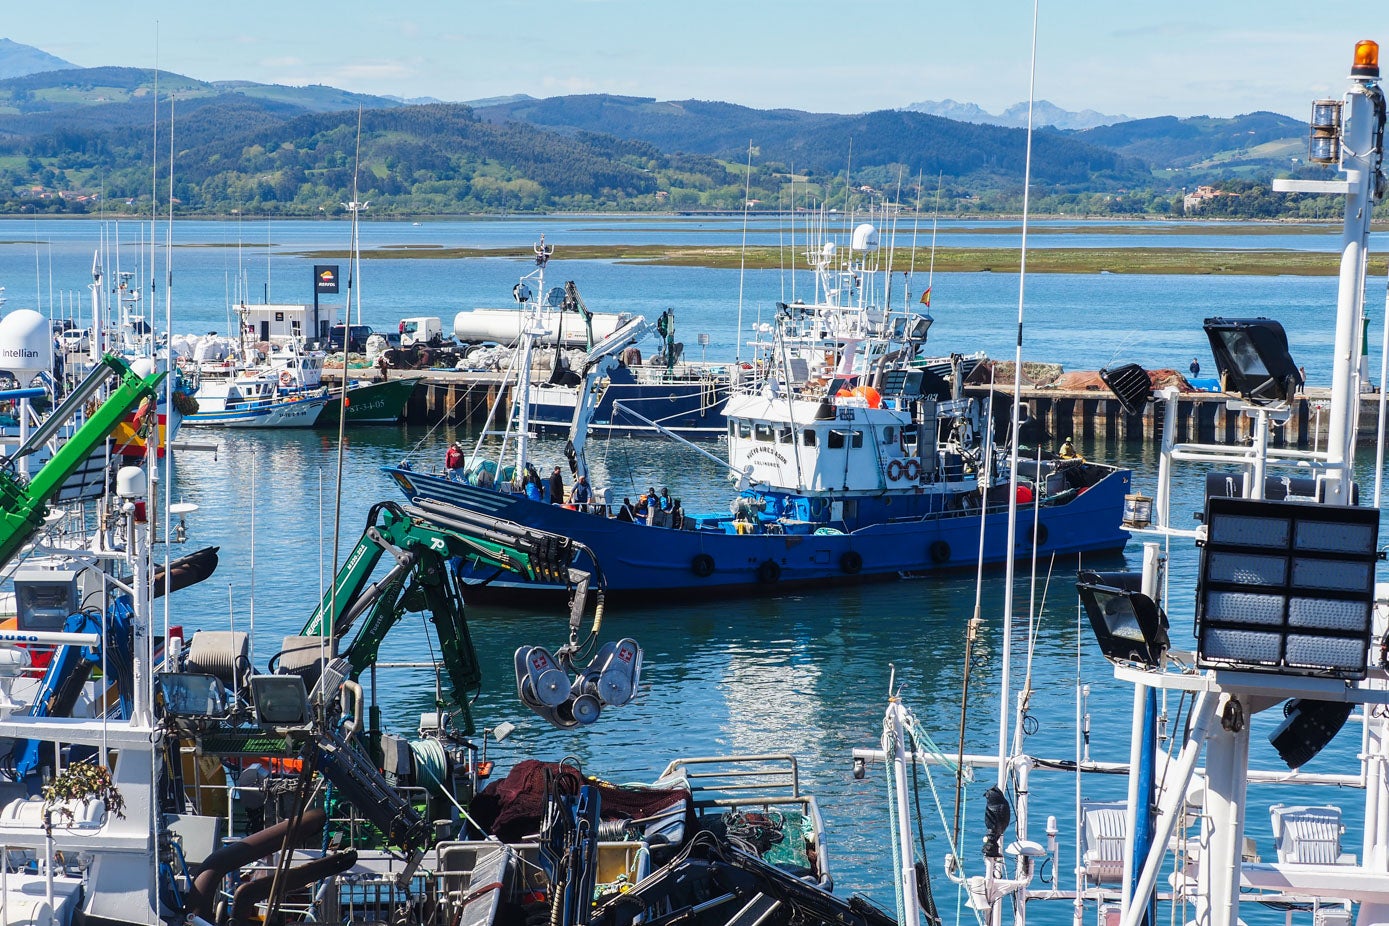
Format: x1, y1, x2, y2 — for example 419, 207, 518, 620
1, 215, 1386, 916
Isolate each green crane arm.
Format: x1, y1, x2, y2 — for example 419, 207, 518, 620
302, 501, 584, 735
0, 355, 165, 570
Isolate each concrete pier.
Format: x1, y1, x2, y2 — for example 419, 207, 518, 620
326, 369, 1380, 448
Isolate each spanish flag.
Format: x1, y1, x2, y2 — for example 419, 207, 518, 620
919, 287, 932, 307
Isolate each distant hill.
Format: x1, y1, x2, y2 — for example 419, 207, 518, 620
904, 99, 1131, 130
466, 93, 535, 108
473, 94, 1147, 189
0, 38, 75, 80
1074, 111, 1306, 173
0, 61, 1351, 219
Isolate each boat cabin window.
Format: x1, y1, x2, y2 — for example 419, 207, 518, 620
882, 426, 895, 444
803, 429, 817, 447
736, 421, 752, 440
776, 427, 793, 444
827, 429, 861, 449
901, 425, 919, 454
754, 423, 774, 442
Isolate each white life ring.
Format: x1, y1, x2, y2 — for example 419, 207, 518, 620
279, 370, 294, 387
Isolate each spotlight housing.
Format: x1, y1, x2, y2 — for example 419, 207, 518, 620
1203, 318, 1301, 406
1077, 569, 1170, 669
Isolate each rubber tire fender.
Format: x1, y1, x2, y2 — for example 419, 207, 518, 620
757, 559, 782, 584
1018, 522, 1049, 547
691, 553, 716, 578
840, 551, 863, 575
929, 540, 951, 564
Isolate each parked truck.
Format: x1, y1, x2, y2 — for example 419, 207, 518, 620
398, 316, 444, 347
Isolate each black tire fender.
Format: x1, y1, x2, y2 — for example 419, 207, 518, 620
691, 553, 716, 578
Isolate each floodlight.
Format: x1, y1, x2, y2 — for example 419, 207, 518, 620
1269, 698, 1354, 770
1077, 570, 1170, 668
1195, 497, 1379, 679
1202, 318, 1301, 405
1099, 363, 1153, 417
250, 674, 313, 729
158, 672, 227, 719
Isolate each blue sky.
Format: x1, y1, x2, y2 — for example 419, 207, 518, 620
6, 2, 1383, 119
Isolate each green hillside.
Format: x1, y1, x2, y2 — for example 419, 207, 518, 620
0, 67, 1358, 219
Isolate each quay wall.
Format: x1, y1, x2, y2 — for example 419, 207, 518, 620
327, 370, 1375, 448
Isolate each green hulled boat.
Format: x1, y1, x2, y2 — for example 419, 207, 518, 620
318, 377, 415, 425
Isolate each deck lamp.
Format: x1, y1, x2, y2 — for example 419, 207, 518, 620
1202, 317, 1301, 406
1098, 362, 1153, 416
1195, 497, 1379, 679
1352, 40, 1380, 80
1077, 569, 1169, 669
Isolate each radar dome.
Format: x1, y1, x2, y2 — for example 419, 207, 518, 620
850, 223, 880, 252
0, 310, 53, 374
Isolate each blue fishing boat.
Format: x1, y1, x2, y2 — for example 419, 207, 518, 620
387, 219, 1132, 601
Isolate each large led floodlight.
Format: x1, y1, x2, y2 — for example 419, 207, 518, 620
1195, 497, 1379, 679
1077, 570, 1170, 668
1203, 318, 1302, 406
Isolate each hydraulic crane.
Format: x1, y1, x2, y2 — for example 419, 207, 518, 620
301, 499, 591, 734
0, 354, 165, 570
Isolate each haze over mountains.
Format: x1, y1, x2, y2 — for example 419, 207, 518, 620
902, 99, 1132, 131
0, 38, 1339, 218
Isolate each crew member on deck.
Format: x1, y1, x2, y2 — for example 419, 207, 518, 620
570, 475, 591, 512
549, 466, 565, 505
1059, 436, 1078, 460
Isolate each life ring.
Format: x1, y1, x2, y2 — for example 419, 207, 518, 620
886, 459, 905, 482
840, 551, 863, 575
757, 560, 781, 584
929, 540, 951, 564
904, 459, 921, 481
279, 370, 293, 387
691, 553, 715, 578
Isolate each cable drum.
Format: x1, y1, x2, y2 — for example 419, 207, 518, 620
185, 630, 250, 688
409, 738, 451, 795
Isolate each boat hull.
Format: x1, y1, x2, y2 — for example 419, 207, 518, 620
385, 466, 1132, 603
185, 397, 327, 428
317, 378, 414, 425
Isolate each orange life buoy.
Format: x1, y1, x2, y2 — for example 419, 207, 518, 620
886, 459, 904, 482
904, 459, 921, 481
279, 370, 294, 387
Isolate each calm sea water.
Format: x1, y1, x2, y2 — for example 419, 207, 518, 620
2, 216, 1383, 917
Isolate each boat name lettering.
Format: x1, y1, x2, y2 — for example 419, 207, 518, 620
837, 408, 856, 421
748, 447, 788, 465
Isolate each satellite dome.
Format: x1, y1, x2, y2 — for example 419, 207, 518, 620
0, 309, 53, 374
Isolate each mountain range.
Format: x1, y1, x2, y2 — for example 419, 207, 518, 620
0, 38, 1341, 218
902, 99, 1132, 131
